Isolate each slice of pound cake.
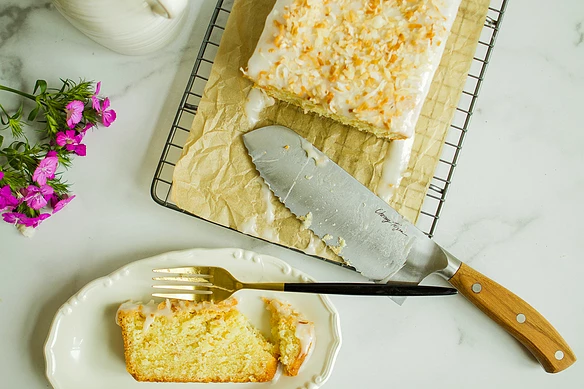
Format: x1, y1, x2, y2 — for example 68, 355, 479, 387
116, 298, 278, 383
263, 297, 315, 376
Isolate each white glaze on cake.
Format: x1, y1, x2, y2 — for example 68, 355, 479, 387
295, 321, 316, 358
264, 298, 316, 361
245, 87, 276, 126
116, 299, 234, 333
300, 138, 328, 166
376, 136, 415, 203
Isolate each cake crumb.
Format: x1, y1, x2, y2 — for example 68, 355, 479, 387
297, 212, 313, 230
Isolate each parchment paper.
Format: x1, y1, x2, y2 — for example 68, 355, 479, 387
172, 0, 489, 264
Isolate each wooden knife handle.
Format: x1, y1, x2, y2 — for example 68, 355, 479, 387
448, 263, 576, 373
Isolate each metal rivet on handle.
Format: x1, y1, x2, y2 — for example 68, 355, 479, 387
472, 283, 482, 293
555, 351, 564, 361
516, 313, 526, 324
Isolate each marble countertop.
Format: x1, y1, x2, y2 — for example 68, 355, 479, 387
1, 0, 583, 387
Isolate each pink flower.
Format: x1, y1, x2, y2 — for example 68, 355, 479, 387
2, 212, 27, 225
47, 150, 57, 158
56, 129, 76, 147
56, 130, 86, 156
81, 122, 94, 134
33, 155, 59, 185
73, 143, 86, 156
91, 82, 116, 127
23, 184, 54, 210
0, 170, 3, 181
65, 100, 85, 129
0, 185, 19, 210
51, 194, 76, 213
100, 98, 116, 127
91, 81, 101, 111
22, 213, 51, 227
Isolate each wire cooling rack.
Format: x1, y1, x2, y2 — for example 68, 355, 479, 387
152, 0, 509, 240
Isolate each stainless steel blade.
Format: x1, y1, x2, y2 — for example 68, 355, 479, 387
243, 125, 452, 283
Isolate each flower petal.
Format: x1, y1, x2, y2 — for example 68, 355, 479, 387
23, 213, 51, 227
27, 194, 48, 210
52, 195, 76, 213
102, 109, 117, 127
91, 96, 101, 111
65, 129, 77, 139
56, 132, 67, 147
32, 156, 59, 185
65, 100, 85, 128
39, 184, 54, 197
74, 144, 87, 156
2, 212, 25, 225
82, 123, 94, 133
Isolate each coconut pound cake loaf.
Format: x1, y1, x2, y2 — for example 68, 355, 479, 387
244, 0, 461, 140
116, 298, 315, 382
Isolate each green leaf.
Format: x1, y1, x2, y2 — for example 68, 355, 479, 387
0, 134, 3, 148
59, 78, 70, 93
0, 103, 9, 125
33, 79, 47, 95
14, 104, 23, 118
28, 103, 41, 121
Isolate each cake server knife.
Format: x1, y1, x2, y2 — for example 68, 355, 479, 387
242, 125, 576, 373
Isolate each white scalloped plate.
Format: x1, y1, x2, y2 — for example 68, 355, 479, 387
44, 248, 342, 389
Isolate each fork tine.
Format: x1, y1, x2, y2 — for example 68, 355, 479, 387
152, 284, 211, 291
153, 267, 213, 275
152, 276, 212, 283
152, 292, 213, 301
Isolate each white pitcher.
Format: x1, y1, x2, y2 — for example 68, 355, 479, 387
51, 0, 190, 55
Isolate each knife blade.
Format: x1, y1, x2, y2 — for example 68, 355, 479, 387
243, 125, 576, 373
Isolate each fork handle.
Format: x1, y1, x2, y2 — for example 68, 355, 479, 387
278, 283, 457, 296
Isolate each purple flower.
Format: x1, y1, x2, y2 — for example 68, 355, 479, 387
81, 122, 94, 134
91, 82, 116, 127
56, 129, 77, 147
91, 81, 101, 111
32, 155, 59, 185
56, 130, 86, 156
51, 194, 76, 213
2, 212, 27, 225
100, 98, 116, 127
22, 213, 51, 228
0, 185, 19, 210
47, 150, 57, 158
73, 143, 86, 156
65, 100, 85, 129
23, 184, 54, 210
0, 170, 3, 181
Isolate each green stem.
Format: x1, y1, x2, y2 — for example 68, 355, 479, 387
0, 84, 36, 101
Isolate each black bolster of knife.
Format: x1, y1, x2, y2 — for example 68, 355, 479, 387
283, 283, 458, 296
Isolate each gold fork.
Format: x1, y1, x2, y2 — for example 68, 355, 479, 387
152, 266, 457, 302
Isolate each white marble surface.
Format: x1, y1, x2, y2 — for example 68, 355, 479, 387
0, 0, 583, 388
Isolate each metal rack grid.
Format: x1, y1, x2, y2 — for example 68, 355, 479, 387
152, 0, 509, 240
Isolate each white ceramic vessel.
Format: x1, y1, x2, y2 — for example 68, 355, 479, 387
51, 0, 189, 55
